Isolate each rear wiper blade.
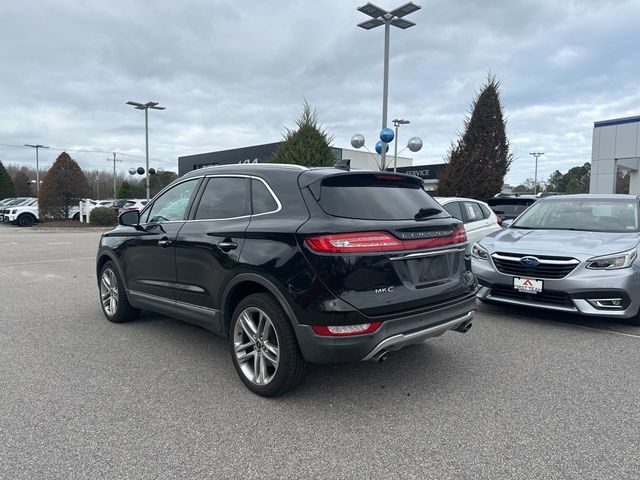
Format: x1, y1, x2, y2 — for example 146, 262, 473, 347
414, 208, 442, 220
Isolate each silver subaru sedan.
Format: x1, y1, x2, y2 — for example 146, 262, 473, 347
472, 194, 640, 325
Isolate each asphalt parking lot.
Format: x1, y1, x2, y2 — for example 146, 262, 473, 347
1, 227, 639, 479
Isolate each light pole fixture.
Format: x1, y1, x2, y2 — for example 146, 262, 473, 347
357, 1, 421, 171
24, 144, 49, 196
529, 152, 544, 195
392, 118, 410, 172
126, 100, 165, 200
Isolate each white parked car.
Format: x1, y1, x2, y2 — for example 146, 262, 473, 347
5, 201, 39, 227
435, 197, 502, 246
0, 197, 36, 222
118, 199, 148, 214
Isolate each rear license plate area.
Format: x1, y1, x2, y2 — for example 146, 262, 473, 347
406, 255, 450, 285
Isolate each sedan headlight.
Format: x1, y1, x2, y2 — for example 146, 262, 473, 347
471, 243, 490, 260
586, 249, 637, 270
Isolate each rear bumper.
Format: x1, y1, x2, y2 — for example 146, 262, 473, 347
293, 294, 477, 364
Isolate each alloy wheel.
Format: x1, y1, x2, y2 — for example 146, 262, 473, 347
100, 268, 119, 317
233, 307, 280, 386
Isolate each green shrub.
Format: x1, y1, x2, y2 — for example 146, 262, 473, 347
90, 207, 117, 226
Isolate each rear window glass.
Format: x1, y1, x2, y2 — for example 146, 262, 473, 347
317, 174, 444, 220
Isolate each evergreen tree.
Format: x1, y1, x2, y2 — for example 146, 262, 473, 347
13, 167, 32, 196
271, 101, 335, 167
117, 180, 135, 198
0, 161, 16, 198
437, 76, 512, 199
545, 170, 566, 193
564, 162, 590, 193
39, 152, 90, 220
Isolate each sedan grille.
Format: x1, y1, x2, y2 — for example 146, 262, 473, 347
490, 287, 574, 308
491, 252, 580, 279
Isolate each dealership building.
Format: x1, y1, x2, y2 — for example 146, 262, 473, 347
178, 142, 445, 190
590, 115, 640, 194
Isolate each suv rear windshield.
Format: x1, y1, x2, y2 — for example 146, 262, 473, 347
317, 173, 444, 220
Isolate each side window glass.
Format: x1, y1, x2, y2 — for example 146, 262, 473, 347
194, 177, 250, 220
479, 203, 491, 219
442, 202, 463, 220
464, 202, 483, 222
251, 179, 278, 215
144, 179, 198, 223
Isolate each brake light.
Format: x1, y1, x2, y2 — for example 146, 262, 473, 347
374, 174, 403, 181
305, 232, 403, 253
312, 322, 382, 336
305, 225, 467, 253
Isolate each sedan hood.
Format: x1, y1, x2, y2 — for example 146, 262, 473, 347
480, 228, 640, 258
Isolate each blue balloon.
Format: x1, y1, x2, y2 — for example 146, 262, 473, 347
375, 141, 389, 154
380, 127, 394, 143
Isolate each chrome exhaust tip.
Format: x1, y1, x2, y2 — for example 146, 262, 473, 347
370, 350, 390, 363
454, 321, 473, 333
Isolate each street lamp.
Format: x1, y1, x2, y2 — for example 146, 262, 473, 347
529, 152, 544, 195
126, 101, 165, 200
357, 1, 421, 170
392, 118, 409, 172
24, 144, 49, 196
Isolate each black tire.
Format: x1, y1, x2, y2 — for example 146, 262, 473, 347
17, 214, 36, 227
72, 212, 80, 221
230, 293, 306, 397
99, 261, 139, 323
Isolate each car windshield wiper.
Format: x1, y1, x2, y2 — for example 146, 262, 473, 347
510, 225, 537, 229
414, 207, 442, 220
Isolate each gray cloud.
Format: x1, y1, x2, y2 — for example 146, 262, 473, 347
1, 0, 639, 186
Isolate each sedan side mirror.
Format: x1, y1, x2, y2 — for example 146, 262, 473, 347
501, 219, 514, 228
119, 210, 140, 227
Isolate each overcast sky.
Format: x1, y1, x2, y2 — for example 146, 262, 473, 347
1, 0, 639, 185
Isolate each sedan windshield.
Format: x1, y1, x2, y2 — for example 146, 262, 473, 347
512, 198, 639, 232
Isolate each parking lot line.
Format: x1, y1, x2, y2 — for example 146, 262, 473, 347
0, 256, 95, 267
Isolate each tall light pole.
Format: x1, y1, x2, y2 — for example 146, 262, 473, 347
24, 144, 49, 196
126, 101, 165, 200
529, 152, 544, 194
357, 2, 421, 170
392, 118, 410, 172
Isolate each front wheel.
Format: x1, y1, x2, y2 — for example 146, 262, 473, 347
230, 293, 306, 396
17, 214, 36, 227
99, 261, 139, 323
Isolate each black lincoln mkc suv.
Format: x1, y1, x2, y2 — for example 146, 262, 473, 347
96, 164, 477, 396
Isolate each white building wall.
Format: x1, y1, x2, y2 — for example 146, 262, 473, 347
340, 148, 412, 171
590, 116, 640, 194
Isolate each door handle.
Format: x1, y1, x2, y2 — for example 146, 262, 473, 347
158, 239, 172, 248
217, 241, 238, 251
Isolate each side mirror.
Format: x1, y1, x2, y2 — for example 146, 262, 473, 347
119, 210, 140, 227
502, 219, 514, 228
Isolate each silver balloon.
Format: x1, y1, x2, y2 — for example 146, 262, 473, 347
351, 133, 365, 149
407, 136, 423, 152
128, 167, 136, 175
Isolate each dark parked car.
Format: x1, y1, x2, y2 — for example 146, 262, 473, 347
96, 165, 477, 396
487, 195, 537, 222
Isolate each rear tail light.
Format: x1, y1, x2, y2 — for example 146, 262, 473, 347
305, 232, 402, 253
312, 322, 382, 336
305, 225, 467, 253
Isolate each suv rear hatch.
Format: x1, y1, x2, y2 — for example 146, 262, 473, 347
297, 171, 475, 317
